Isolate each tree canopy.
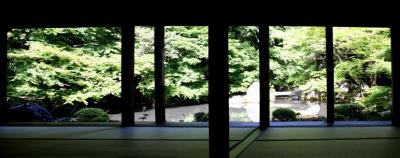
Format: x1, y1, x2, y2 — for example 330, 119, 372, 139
6, 26, 392, 116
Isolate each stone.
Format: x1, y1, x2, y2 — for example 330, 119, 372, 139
56, 117, 72, 122
291, 88, 302, 101
246, 82, 260, 103
381, 110, 391, 116
8, 103, 54, 122
245, 82, 260, 122
229, 95, 245, 108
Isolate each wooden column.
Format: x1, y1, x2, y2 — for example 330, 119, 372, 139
326, 26, 335, 125
259, 25, 270, 129
391, 26, 400, 126
121, 26, 135, 126
208, 25, 229, 158
154, 25, 166, 124
0, 27, 7, 124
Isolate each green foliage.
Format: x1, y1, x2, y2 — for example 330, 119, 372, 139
7, 34, 121, 107
228, 26, 259, 95
333, 27, 390, 62
361, 111, 389, 121
229, 28, 259, 94
272, 108, 297, 121
334, 104, 365, 120
334, 114, 347, 121
134, 27, 155, 100
269, 26, 391, 120
164, 26, 209, 104
358, 86, 391, 112
300, 70, 327, 100
6, 26, 393, 120
333, 27, 391, 107
270, 26, 326, 92
74, 108, 109, 122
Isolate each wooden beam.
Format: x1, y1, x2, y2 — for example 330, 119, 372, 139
121, 26, 135, 126
208, 25, 229, 158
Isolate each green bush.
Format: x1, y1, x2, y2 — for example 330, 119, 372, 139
74, 108, 109, 122
361, 111, 391, 121
361, 111, 383, 121
358, 86, 391, 112
334, 104, 365, 120
193, 112, 208, 122
381, 111, 391, 120
272, 108, 297, 121
334, 114, 347, 121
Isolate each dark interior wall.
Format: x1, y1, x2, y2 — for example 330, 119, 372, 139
1, 3, 399, 158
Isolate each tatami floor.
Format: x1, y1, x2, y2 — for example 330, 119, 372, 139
1, 126, 400, 158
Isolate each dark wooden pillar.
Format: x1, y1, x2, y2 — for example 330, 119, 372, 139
326, 26, 335, 125
154, 25, 166, 124
121, 26, 135, 126
391, 26, 400, 126
0, 27, 7, 124
208, 25, 229, 158
259, 25, 270, 129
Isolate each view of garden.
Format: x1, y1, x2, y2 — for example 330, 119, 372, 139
5, 26, 392, 123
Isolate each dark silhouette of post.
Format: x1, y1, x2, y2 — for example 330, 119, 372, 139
208, 25, 229, 158
121, 26, 135, 126
326, 26, 334, 125
0, 28, 7, 124
154, 25, 166, 124
259, 25, 270, 129
391, 26, 400, 126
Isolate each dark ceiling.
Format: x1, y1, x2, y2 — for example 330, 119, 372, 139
1, 1, 399, 28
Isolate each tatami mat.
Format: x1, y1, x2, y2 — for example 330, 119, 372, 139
0, 127, 254, 140
238, 139, 400, 158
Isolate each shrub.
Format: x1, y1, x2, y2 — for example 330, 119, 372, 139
194, 112, 208, 122
334, 104, 365, 120
358, 86, 391, 112
381, 111, 391, 120
361, 111, 383, 120
272, 108, 297, 121
361, 111, 391, 121
74, 108, 109, 122
334, 114, 347, 121
51, 104, 79, 118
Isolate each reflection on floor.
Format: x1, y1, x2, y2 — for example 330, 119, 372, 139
0, 126, 253, 158
1, 126, 400, 158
